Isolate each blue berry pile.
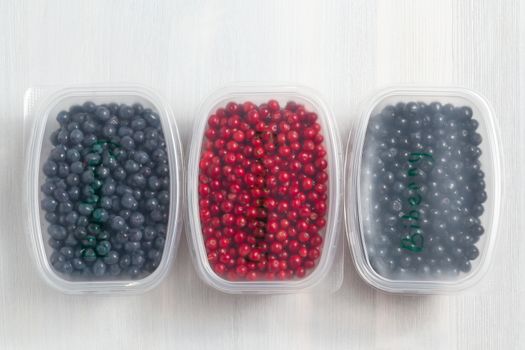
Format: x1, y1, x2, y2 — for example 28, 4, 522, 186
41, 101, 170, 279
361, 101, 486, 279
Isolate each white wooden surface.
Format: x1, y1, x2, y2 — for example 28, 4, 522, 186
0, 1, 524, 349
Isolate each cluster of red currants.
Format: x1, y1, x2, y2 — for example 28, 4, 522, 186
198, 100, 329, 281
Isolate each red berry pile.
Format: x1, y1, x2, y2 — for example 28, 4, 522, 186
198, 100, 329, 281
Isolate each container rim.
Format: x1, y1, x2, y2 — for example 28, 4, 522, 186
24, 83, 184, 294
345, 85, 503, 294
187, 83, 343, 293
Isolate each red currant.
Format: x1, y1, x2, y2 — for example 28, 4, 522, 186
198, 99, 329, 281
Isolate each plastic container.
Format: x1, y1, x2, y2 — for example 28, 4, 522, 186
24, 85, 183, 294
187, 84, 342, 293
346, 86, 502, 294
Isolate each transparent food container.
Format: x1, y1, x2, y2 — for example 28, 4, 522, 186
24, 85, 183, 294
187, 84, 342, 293
346, 87, 502, 294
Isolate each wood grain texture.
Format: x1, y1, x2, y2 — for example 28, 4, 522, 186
0, 0, 523, 349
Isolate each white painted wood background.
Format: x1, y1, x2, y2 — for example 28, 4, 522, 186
1, 0, 524, 349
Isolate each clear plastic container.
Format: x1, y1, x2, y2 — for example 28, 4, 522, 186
187, 84, 342, 293
24, 85, 183, 294
346, 86, 502, 294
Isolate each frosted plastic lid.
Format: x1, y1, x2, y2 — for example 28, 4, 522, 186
346, 87, 502, 294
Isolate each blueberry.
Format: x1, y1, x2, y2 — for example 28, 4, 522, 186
143, 111, 160, 127
66, 121, 80, 132
56, 163, 70, 178
129, 174, 146, 188
105, 264, 119, 276
95, 106, 111, 121
87, 222, 102, 235
102, 125, 117, 138
131, 254, 145, 267
72, 227, 87, 240
81, 170, 95, 184
128, 266, 141, 278
50, 146, 67, 162
48, 238, 63, 249
75, 214, 88, 226
69, 129, 84, 144
99, 196, 113, 209
144, 139, 158, 151
150, 209, 164, 222
48, 224, 67, 240
120, 136, 135, 150
91, 208, 108, 223
66, 174, 80, 186
50, 130, 60, 145
92, 260, 107, 276
57, 129, 69, 144
41, 197, 58, 212
82, 134, 97, 147
129, 212, 145, 228
154, 236, 165, 249
41, 181, 56, 195
64, 234, 78, 247
95, 240, 111, 256
45, 212, 59, 223
55, 261, 74, 274
147, 249, 161, 262
129, 103, 143, 113
143, 226, 157, 241
102, 153, 118, 169
117, 126, 132, 137
118, 105, 134, 119
144, 198, 159, 211
53, 188, 70, 202
85, 153, 101, 166
131, 118, 146, 130
82, 248, 97, 263
119, 254, 131, 268
124, 160, 140, 173
56, 111, 70, 125
77, 203, 94, 216
82, 234, 97, 248
132, 189, 142, 200
121, 193, 138, 210
133, 131, 145, 144
124, 241, 141, 252
157, 191, 169, 205
64, 211, 79, 225
112, 167, 126, 181
72, 258, 86, 270
72, 112, 88, 123
148, 176, 161, 191
43, 161, 58, 176
153, 164, 167, 178
103, 250, 120, 265
70, 161, 84, 174
133, 151, 149, 164
81, 120, 97, 134
59, 246, 74, 259
110, 216, 127, 231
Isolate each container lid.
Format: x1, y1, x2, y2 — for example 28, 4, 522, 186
346, 86, 502, 293
24, 85, 183, 294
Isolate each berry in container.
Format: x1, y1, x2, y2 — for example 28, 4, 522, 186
345, 87, 502, 294
24, 85, 183, 294
187, 84, 342, 294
